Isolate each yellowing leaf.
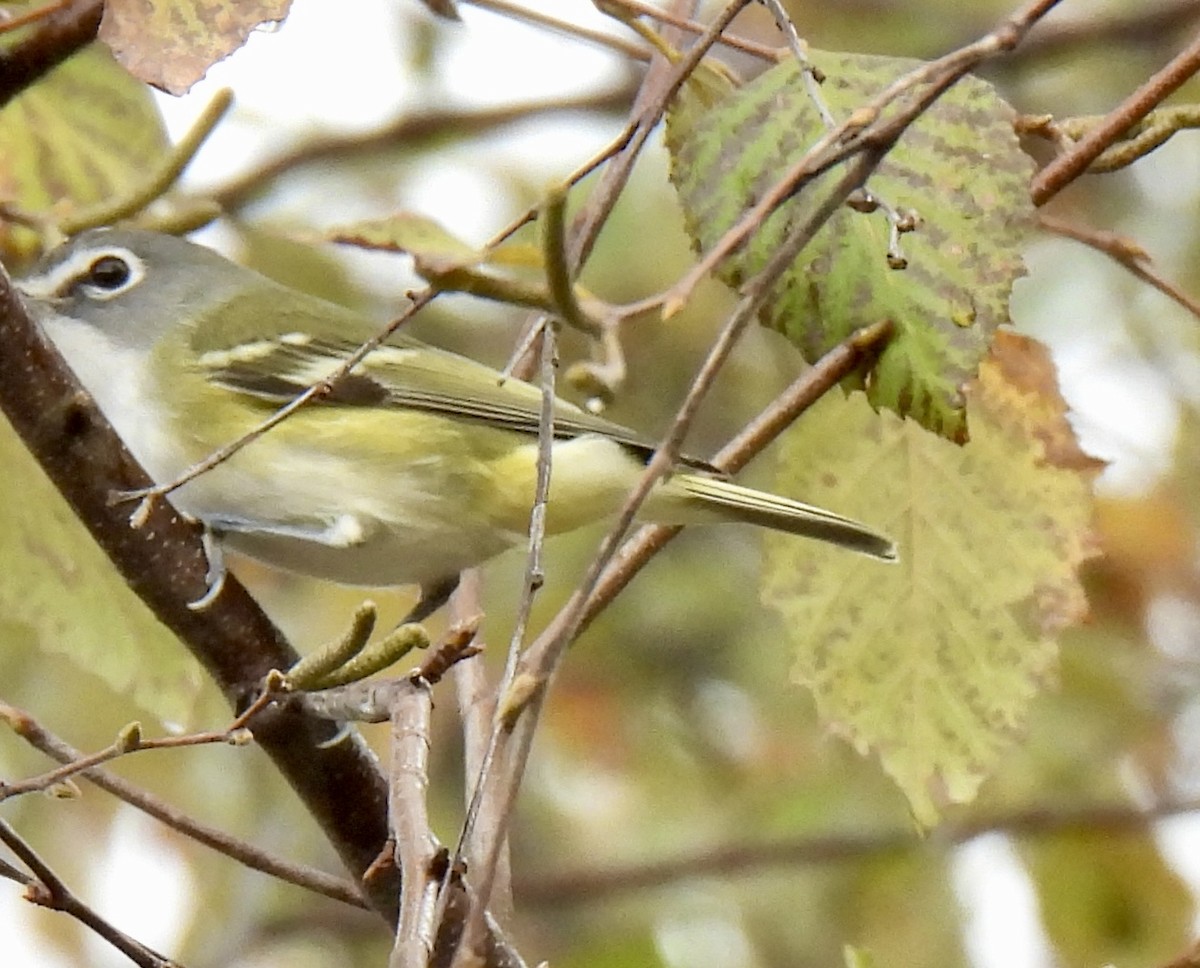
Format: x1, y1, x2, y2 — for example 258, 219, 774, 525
666, 51, 1035, 441
0, 421, 204, 726
100, 0, 292, 95
327, 212, 483, 276
0, 43, 169, 261
762, 335, 1098, 825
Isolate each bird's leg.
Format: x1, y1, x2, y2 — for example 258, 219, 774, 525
188, 525, 227, 610
398, 575, 460, 627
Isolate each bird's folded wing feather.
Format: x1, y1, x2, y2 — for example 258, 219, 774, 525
201, 331, 720, 472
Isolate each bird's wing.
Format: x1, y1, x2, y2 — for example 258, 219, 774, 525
199, 328, 720, 472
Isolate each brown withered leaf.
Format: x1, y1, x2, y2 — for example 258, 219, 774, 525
100, 0, 292, 95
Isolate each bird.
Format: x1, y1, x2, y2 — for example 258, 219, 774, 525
17, 228, 895, 621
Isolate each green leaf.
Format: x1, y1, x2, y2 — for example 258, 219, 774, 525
0, 422, 204, 726
0, 43, 169, 260
761, 335, 1098, 826
666, 51, 1036, 441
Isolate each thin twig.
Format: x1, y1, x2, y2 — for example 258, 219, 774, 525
0, 689, 283, 802
757, 0, 834, 124
0, 818, 179, 967
516, 794, 1200, 905
450, 571, 494, 808
1030, 30, 1200, 205
0, 701, 370, 909
453, 5, 754, 957
213, 85, 638, 212
460, 0, 650, 60
58, 88, 234, 236
569, 0, 750, 272
452, 320, 558, 935
457, 0, 1062, 955
1039, 214, 1200, 322
603, 0, 781, 61
541, 187, 595, 336
575, 320, 893, 633
116, 286, 435, 516
664, 0, 1065, 315
390, 678, 442, 968
1004, 0, 1200, 64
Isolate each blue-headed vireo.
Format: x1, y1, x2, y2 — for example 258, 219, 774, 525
16, 228, 895, 619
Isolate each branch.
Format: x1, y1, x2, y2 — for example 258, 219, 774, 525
211, 85, 637, 212
390, 679, 442, 968
0, 0, 102, 109
0, 701, 369, 909
0, 817, 176, 967
516, 796, 1200, 906
1030, 30, 1200, 204
1038, 213, 1200, 322
1001, 0, 1200, 63
579, 319, 893, 633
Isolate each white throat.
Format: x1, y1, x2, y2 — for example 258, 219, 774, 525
38, 314, 184, 484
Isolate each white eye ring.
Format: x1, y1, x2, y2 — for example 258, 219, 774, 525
77, 248, 145, 300
19, 245, 146, 302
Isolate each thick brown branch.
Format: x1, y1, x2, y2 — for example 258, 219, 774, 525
0, 0, 102, 108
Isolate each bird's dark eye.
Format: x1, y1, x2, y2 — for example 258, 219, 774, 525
86, 255, 131, 290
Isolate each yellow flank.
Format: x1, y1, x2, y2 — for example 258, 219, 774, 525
486, 435, 645, 535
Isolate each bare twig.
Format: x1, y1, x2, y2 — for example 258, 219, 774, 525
460, 0, 650, 60
0, 716, 255, 803
452, 319, 558, 937
0, 818, 179, 967
580, 319, 892, 632
1039, 214, 1200, 322
212, 85, 638, 211
664, 0, 1065, 315
1004, 0, 1200, 63
0, 701, 369, 909
603, 0, 780, 61
516, 795, 1200, 905
757, 0, 834, 123
115, 286, 436, 514
1030, 30, 1200, 205
390, 679, 443, 968
464, 0, 781, 62
450, 572, 494, 806
58, 88, 234, 236
570, 0, 750, 272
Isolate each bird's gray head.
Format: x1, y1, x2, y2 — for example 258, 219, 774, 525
17, 229, 251, 352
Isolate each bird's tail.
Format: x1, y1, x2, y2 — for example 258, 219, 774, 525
657, 473, 897, 561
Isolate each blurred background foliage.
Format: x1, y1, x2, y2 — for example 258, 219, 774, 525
3, 1, 1200, 966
